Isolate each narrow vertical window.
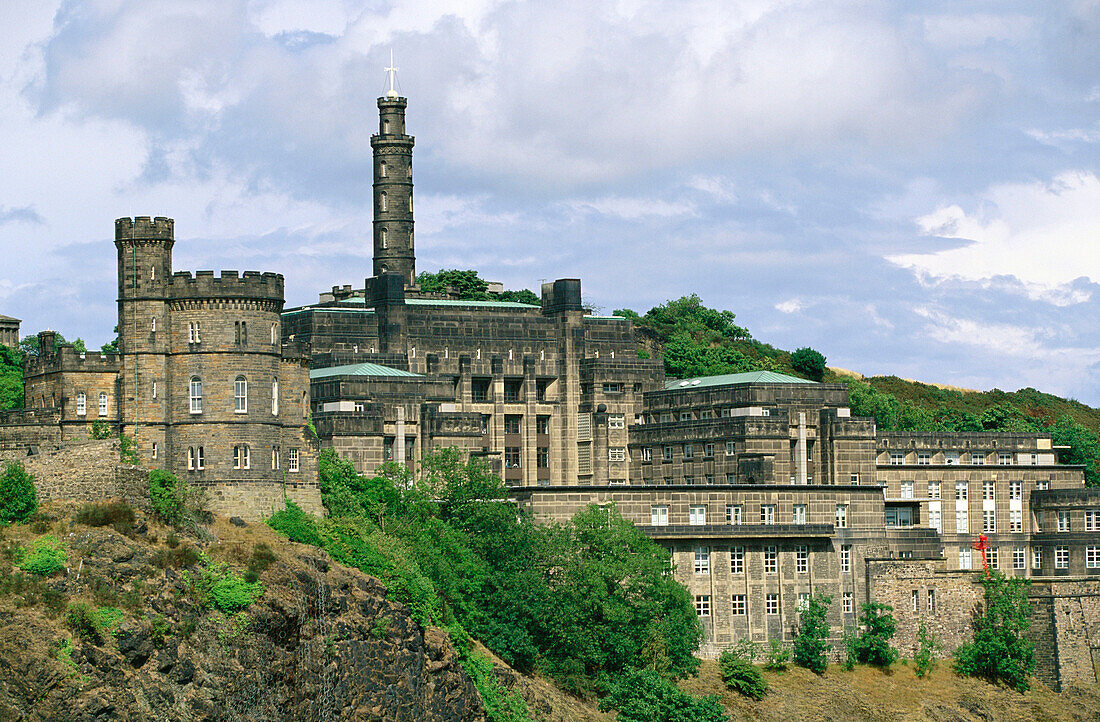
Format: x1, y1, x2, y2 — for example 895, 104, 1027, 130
408, 194, 413, 212
196, 446, 205, 470
234, 376, 247, 413
152, 381, 157, 399
271, 323, 277, 345
190, 376, 203, 414
151, 317, 156, 333
241, 321, 247, 346
380, 228, 388, 248
98, 392, 108, 416
151, 442, 158, 460
272, 378, 279, 415
187, 447, 195, 470
272, 446, 280, 470
151, 265, 155, 281
379, 192, 387, 212
76, 392, 86, 416
379, 160, 387, 178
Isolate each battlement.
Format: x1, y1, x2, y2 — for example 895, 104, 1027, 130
167, 270, 284, 302
24, 344, 120, 376
115, 216, 174, 242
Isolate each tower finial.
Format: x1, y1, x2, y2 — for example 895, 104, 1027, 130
385, 49, 399, 99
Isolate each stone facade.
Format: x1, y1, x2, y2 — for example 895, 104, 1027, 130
0, 314, 19, 347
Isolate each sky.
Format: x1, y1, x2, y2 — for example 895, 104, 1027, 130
0, 1, 1098, 405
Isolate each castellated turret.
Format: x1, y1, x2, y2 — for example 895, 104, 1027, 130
371, 95, 416, 286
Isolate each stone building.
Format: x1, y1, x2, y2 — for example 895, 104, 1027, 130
0, 314, 19, 347
0, 217, 322, 519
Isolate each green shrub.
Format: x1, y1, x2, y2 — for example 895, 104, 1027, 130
793, 592, 833, 675
89, 420, 112, 439
149, 470, 204, 528
74, 500, 135, 535
266, 501, 323, 547
118, 433, 140, 464
17, 535, 67, 575
152, 544, 201, 569
954, 571, 1034, 692
719, 648, 767, 700
458, 649, 534, 722
763, 639, 790, 671
210, 573, 264, 613
914, 622, 939, 679
599, 668, 728, 722
66, 602, 123, 643
848, 602, 898, 668
0, 461, 37, 523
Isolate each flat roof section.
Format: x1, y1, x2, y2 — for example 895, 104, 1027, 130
663, 370, 814, 390
309, 362, 423, 380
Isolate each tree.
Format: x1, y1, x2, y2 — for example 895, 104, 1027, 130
1049, 415, 1100, 487
954, 571, 1034, 692
101, 325, 120, 354
0, 343, 23, 410
416, 269, 539, 305
793, 592, 833, 674
790, 347, 826, 382
0, 461, 37, 523
598, 669, 728, 722
848, 602, 898, 667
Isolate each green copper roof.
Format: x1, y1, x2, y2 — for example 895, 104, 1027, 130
664, 370, 814, 390
310, 362, 423, 380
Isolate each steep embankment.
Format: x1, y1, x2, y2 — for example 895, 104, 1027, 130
0, 503, 489, 721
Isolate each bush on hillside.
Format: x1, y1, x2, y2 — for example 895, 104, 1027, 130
149, 470, 205, 528
719, 648, 767, 700
793, 593, 832, 675
16, 535, 67, 576
954, 571, 1034, 692
74, 500, 136, 536
598, 668, 728, 722
848, 602, 898, 667
0, 461, 37, 523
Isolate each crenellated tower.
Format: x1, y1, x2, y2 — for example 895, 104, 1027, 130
371, 62, 416, 286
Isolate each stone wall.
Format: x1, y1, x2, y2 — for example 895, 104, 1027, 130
1031, 579, 1100, 689
200, 479, 323, 521
1, 439, 150, 511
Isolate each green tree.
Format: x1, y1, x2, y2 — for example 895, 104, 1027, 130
913, 622, 940, 678
0, 460, 38, 523
101, 326, 120, 354
19, 332, 68, 358
417, 269, 489, 298
848, 602, 898, 667
149, 470, 204, 528
1049, 415, 1100, 486
954, 571, 1034, 692
598, 669, 728, 722
0, 343, 23, 410
793, 592, 833, 674
790, 347, 826, 381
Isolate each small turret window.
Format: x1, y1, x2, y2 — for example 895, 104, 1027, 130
383, 119, 390, 134
379, 161, 387, 178
272, 378, 279, 415
272, 446, 280, 470
234, 376, 247, 413
271, 323, 277, 345
190, 376, 203, 414
151, 265, 155, 281
380, 192, 387, 212
380, 228, 388, 249
408, 195, 413, 212
235, 321, 247, 346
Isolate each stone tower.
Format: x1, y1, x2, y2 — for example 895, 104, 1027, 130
371, 91, 415, 286
115, 216, 174, 453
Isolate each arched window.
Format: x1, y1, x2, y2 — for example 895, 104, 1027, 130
380, 228, 388, 249
98, 392, 108, 416
234, 376, 247, 413
233, 444, 250, 469
379, 192, 387, 212
190, 376, 203, 414
187, 447, 195, 470
270, 323, 277, 345
76, 392, 86, 416
151, 317, 156, 333
272, 446, 280, 470
379, 161, 387, 178
272, 378, 279, 415
383, 119, 390, 134
408, 194, 413, 212
301, 391, 308, 418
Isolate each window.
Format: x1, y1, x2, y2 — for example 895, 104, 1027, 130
689, 505, 706, 525
504, 415, 521, 434
379, 160, 386, 178
1087, 546, 1100, 569
726, 473, 737, 483
234, 320, 247, 346
1010, 510, 1022, 532
1033, 548, 1042, 570
152, 381, 157, 399
1036, 479, 1049, 491
187, 447, 195, 470
190, 377, 203, 414
911, 590, 919, 613
793, 505, 807, 525
704, 474, 714, 485
929, 509, 941, 532
765, 594, 779, 615
890, 452, 904, 465
700, 409, 715, 419
1058, 511, 1070, 532
840, 545, 851, 573
408, 195, 413, 212
679, 411, 691, 422
850, 473, 860, 485
983, 481, 995, 500
731, 595, 746, 615
725, 441, 735, 456
959, 548, 971, 570
537, 447, 549, 469
730, 546, 744, 574
945, 451, 959, 465
288, 448, 299, 472
188, 321, 201, 343
835, 504, 848, 529
382, 119, 389, 133
271, 323, 277, 345
683, 476, 694, 485
233, 445, 250, 469
971, 452, 985, 465
98, 392, 108, 416
683, 444, 694, 459
76, 392, 86, 416
234, 376, 247, 413
703, 443, 714, 458
956, 509, 968, 534
997, 452, 1012, 465
695, 595, 711, 617
927, 589, 937, 613
151, 442, 157, 460
1035, 510, 1045, 531
983, 510, 996, 533
726, 504, 742, 525
843, 592, 853, 614
929, 481, 940, 499
1086, 510, 1100, 532
659, 412, 673, 423
988, 547, 999, 569
917, 452, 932, 465
798, 593, 810, 612
663, 446, 673, 461
955, 481, 968, 500
796, 546, 808, 573
1010, 481, 1022, 500
640, 447, 651, 463
608, 447, 626, 462
900, 481, 913, 499
1013, 546, 1025, 569
151, 317, 156, 333
602, 382, 622, 394
504, 447, 521, 469
694, 546, 710, 574
379, 191, 387, 211
651, 504, 668, 528
1055, 546, 1069, 569
608, 414, 625, 429
764, 546, 777, 574
272, 379, 279, 415
760, 504, 776, 524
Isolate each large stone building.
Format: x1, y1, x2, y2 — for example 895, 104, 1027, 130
0, 314, 19, 347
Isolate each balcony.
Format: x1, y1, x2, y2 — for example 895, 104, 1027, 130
637, 523, 834, 540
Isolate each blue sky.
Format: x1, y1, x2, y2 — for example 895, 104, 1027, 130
0, 1, 1097, 404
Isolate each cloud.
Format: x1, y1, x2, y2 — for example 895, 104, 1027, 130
889, 171, 1100, 298
0, 205, 43, 226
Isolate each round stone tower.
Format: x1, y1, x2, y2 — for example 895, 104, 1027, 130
371, 94, 415, 286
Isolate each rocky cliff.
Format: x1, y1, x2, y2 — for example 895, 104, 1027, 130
0, 503, 486, 721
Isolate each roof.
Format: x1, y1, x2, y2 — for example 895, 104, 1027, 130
0, 314, 20, 323
331, 297, 540, 309
310, 362, 423, 380
663, 370, 814, 390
